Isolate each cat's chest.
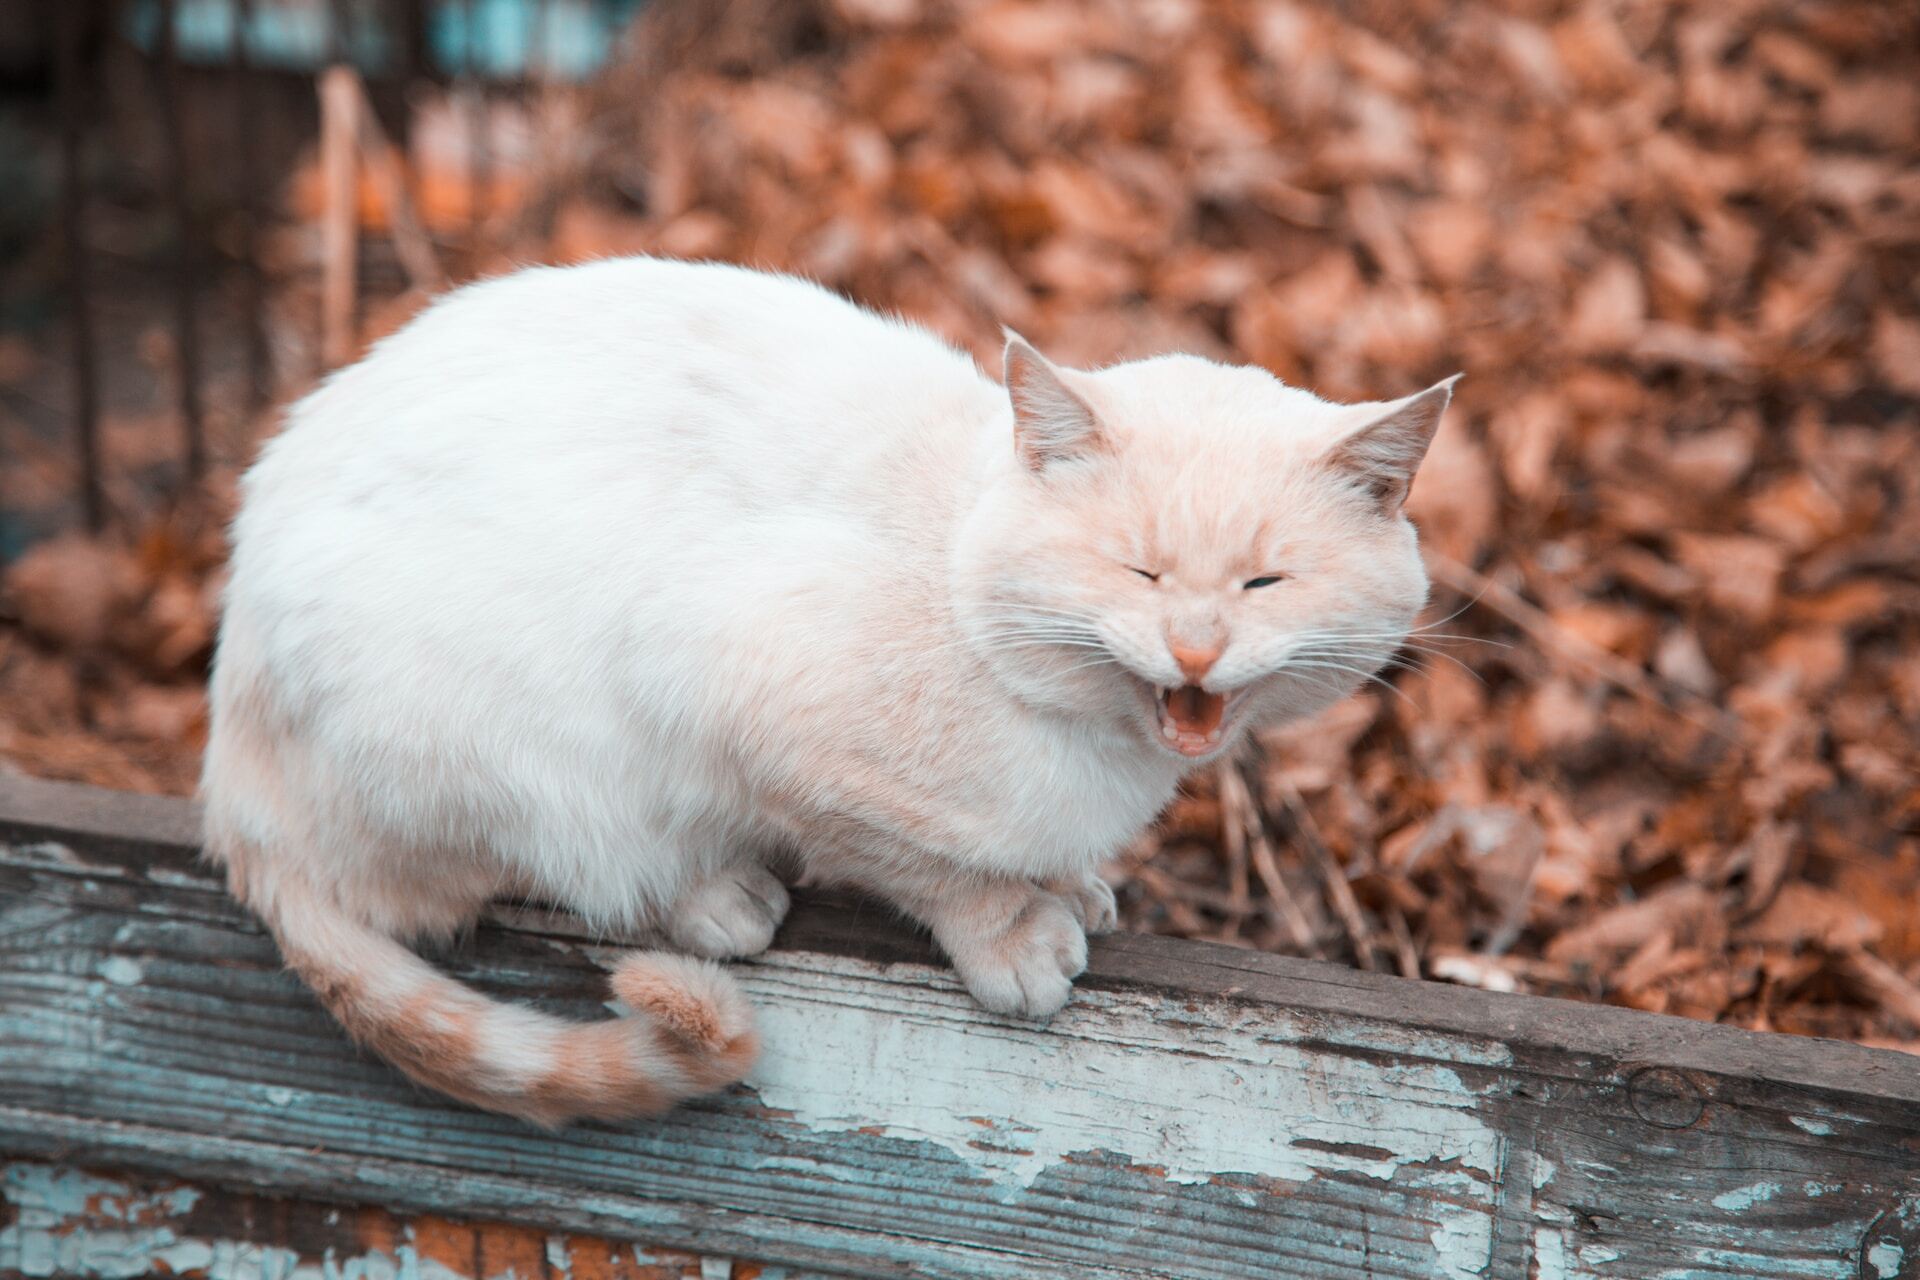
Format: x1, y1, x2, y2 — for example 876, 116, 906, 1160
767, 704, 1181, 876
993, 740, 1178, 869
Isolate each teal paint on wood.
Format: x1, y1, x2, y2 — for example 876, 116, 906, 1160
0, 1160, 837, 1279
3, 775, 1920, 1279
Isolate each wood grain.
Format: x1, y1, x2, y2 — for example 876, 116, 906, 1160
3, 774, 1919, 1279
0, 1159, 818, 1279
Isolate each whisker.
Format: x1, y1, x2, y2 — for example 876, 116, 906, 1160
968, 636, 1111, 653
1051, 656, 1124, 676
1284, 661, 1416, 707
1295, 642, 1486, 684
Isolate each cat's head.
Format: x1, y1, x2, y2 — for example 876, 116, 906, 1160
953, 335, 1457, 763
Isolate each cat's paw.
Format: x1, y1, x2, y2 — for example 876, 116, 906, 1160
666, 864, 790, 959
1048, 873, 1119, 935
940, 889, 1087, 1019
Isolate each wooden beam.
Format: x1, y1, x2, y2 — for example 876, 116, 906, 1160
3, 774, 1918, 1279
0, 1160, 760, 1280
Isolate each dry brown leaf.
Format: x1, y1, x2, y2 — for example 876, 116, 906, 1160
8, 0, 1920, 1050
3, 535, 144, 653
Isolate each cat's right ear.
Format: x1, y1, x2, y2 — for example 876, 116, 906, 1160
1323, 375, 1460, 514
1003, 332, 1105, 472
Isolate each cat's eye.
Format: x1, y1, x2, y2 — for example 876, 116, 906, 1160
1243, 575, 1286, 589
1129, 567, 1161, 582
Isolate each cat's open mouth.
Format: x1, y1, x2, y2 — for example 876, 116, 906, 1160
1155, 684, 1232, 756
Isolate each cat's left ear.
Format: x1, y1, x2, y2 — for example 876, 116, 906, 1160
1324, 374, 1462, 513
1003, 332, 1106, 472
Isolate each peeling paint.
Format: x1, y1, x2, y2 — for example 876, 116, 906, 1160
1428, 1208, 1491, 1278
320, 1246, 399, 1280
15, 839, 107, 871
1531, 1225, 1568, 1280
1867, 1240, 1905, 1279
1418, 1168, 1485, 1196
4, 1163, 200, 1221
1712, 1181, 1783, 1212
394, 1245, 478, 1280
148, 865, 225, 889
1, 1163, 757, 1280
212, 1240, 304, 1279
1, 1165, 203, 1279
11, 801, 1906, 1280
739, 951, 1502, 1204
98, 956, 143, 986
1658, 1244, 1849, 1279
747, 1154, 854, 1180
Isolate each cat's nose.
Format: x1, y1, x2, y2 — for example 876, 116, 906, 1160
1169, 642, 1222, 685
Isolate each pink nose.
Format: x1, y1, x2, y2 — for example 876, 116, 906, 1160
1169, 643, 1221, 684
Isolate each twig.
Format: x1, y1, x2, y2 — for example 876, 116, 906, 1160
1429, 952, 1520, 994
1276, 776, 1377, 972
1252, 835, 1327, 959
1226, 759, 1324, 958
1128, 865, 1215, 936
1838, 951, 1920, 1034
1214, 761, 1253, 935
1386, 905, 1420, 980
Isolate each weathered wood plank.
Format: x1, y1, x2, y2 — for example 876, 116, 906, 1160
0, 1159, 831, 1279
3, 774, 1920, 1279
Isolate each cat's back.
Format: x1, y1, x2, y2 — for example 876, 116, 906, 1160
222, 260, 998, 744
231, 259, 996, 616
249, 258, 989, 507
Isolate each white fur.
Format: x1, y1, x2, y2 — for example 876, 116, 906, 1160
203, 257, 1450, 1027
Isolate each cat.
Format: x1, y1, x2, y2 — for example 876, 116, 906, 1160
201, 257, 1456, 1125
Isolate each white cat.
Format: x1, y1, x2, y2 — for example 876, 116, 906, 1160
201, 257, 1455, 1124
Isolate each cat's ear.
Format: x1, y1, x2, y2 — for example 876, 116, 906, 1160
1003, 332, 1105, 472
1324, 374, 1461, 513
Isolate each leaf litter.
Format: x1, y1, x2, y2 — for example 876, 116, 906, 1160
1, 0, 1916, 1048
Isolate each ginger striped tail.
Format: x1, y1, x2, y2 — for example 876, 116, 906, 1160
258, 878, 758, 1127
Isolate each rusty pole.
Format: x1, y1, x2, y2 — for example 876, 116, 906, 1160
153, 0, 208, 482
318, 0, 360, 369
232, 0, 271, 413
56, 0, 104, 531
466, 0, 490, 253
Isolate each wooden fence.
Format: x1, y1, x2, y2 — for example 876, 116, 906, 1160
3, 772, 1918, 1279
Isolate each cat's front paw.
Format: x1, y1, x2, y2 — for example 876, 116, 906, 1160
1048, 873, 1119, 936
666, 864, 791, 959
939, 890, 1088, 1019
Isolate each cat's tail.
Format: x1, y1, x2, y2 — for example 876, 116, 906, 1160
250, 875, 760, 1127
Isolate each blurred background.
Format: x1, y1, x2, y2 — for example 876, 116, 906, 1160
1, 0, 1916, 1045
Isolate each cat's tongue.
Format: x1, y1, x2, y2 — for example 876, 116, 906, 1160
1158, 685, 1228, 756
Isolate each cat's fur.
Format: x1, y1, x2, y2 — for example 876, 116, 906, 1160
202, 257, 1455, 1125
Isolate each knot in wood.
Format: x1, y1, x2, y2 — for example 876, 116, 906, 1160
1859, 1201, 1920, 1279
1626, 1066, 1706, 1129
